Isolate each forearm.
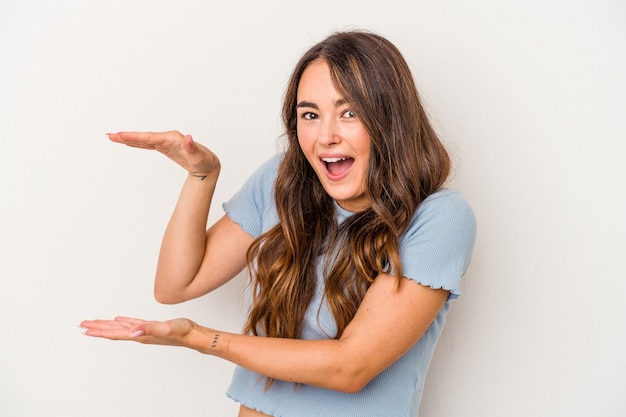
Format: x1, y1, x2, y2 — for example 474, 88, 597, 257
188, 325, 368, 393
182, 277, 447, 393
154, 171, 219, 302
83, 278, 447, 394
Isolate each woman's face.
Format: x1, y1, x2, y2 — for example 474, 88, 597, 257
296, 59, 371, 212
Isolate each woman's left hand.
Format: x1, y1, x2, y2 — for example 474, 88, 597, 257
80, 316, 198, 348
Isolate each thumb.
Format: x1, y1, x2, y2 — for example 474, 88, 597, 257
129, 321, 170, 339
182, 134, 196, 154
129, 327, 145, 338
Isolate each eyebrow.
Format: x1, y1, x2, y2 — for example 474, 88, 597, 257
296, 98, 348, 109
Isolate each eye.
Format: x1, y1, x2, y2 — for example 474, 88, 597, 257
300, 112, 318, 120
342, 110, 356, 119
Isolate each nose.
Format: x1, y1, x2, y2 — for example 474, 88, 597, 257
317, 117, 340, 146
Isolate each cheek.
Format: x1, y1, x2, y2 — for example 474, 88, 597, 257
357, 131, 371, 159
296, 126, 314, 153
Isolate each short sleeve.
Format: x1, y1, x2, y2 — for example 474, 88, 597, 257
399, 189, 477, 300
222, 154, 282, 238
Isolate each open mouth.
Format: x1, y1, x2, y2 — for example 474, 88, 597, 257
322, 156, 354, 178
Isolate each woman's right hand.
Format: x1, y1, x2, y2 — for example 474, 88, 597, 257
107, 131, 220, 175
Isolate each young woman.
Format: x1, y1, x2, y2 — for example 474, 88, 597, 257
81, 30, 476, 417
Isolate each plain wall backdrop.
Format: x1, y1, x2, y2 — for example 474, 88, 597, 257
1, 1, 624, 416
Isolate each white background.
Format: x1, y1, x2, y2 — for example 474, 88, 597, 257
1, 1, 624, 416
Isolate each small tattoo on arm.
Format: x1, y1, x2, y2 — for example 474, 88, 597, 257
191, 174, 208, 180
211, 334, 220, 348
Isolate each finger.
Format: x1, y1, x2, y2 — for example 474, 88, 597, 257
111, 317, 165, 336
115, 141, 158, 150
114, 316, 147, 325
108, 131, 184, 147
85, 328, 132, 340
129, 328, 146, 338
123, 323, 168, 341
135, 321, 164, 338
133, 321, 183, 341
180, 134, 194, 154
107, 133, 157, 150
81, 319, 133, 331
81, 323, 134, 339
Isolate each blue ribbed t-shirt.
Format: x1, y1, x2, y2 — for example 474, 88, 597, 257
222, 154, 476, 417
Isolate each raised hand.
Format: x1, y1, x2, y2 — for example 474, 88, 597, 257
107, 131, 220, 175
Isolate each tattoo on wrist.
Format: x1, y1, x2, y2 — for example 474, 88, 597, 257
191, 173, 208, 181
211, 334, 220, 348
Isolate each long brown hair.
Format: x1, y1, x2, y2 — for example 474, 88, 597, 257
245, 30, 450, 357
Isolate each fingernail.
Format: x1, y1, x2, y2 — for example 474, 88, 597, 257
129, 330, 144, 338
